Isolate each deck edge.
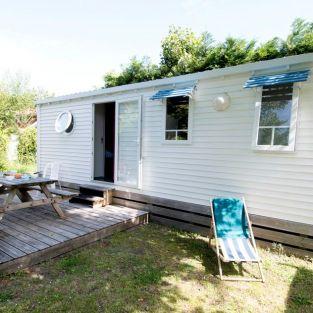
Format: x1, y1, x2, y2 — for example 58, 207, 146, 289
0, 212, 148, 274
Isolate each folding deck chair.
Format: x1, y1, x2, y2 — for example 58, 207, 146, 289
209, 197, 265, 282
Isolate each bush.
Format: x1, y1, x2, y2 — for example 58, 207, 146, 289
18, 127, 37, 164
0, 131, 8, 171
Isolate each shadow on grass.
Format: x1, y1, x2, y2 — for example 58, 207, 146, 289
0, 224, 291, 312
285, 265, 313, 312
0, 224, 233, 312
172, 231, 244, 278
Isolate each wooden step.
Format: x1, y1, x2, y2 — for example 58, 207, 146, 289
69, 195, 104, 208
79, 185, 113, 204
79, 185, 112, 197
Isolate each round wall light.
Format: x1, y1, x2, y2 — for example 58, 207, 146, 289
213, 93, 231, 111
55, 111, 74, 134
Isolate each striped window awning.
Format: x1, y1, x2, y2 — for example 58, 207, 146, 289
244, 70, 310, 88
150, 85, 195, 100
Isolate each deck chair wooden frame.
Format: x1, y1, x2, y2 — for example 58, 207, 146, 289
209, 197, 265, 282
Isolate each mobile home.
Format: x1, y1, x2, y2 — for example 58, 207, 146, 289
37, 53, 313, 252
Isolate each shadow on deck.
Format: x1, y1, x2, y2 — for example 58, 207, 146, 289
0, 199, 148, 274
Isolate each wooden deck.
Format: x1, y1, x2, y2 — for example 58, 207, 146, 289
0, 198, 148, 273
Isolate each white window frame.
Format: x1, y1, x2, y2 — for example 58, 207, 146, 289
162, 96, 193, 145
252, 83, 300, 152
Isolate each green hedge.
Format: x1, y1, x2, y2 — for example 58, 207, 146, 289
18, 127, 37, 164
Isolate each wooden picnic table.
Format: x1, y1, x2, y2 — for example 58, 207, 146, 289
0, 177, 69, 220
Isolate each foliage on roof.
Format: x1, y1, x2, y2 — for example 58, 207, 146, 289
103, 18, 313, 88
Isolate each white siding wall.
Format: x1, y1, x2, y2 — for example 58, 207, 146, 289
38, 69, 313, 225
38, 100, 93, 184
141, 74, 313, 225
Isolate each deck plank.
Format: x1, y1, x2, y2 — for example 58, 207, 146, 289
0, 218, 59, 246
16, 207, 89, 237
0, 239, 26, 258
106, 204, 148, 216
103, 205, 145, 218
4, 214, 66, 243
40, 206, 103, 230
60, 206, 125, 226
61, 203, 126, 222
0, 250, 12, 263
0, 223, 49, 250
64, 203, 143, 222
97, 207, 145, 222
9, 211, 78, 239
36, 207, 97, 233
0, 231, 38, 254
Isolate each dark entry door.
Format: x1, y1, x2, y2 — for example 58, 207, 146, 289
104, 102, 115, 182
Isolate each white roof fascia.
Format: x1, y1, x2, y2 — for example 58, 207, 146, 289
37, 53, 313, 105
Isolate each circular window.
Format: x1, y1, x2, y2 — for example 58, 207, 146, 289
55, 111, 74, 134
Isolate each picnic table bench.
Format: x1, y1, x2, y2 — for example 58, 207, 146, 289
0, 177, 77, 220
26, 185, 76, 197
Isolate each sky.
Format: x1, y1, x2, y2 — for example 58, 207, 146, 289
0, 0, 313, 96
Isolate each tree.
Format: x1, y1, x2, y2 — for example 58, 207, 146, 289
103, 18, 313, 88
0, 73, 47, 167
104, 57, 161, 88
286, 18, 313, 55
251, 37, 285, 62
0, 73, 46, 133
0, 91, 36, 131
203, 37, 256, 69
160, 26, 213, 76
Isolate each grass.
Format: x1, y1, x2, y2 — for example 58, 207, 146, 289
0, 224, 312, 313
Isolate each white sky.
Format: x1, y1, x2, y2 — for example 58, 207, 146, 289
0, 0, 313, 96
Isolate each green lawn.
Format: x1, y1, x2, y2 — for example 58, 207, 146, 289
0, 224, 312, 313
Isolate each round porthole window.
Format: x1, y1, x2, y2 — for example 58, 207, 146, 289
55, 111, 74, 134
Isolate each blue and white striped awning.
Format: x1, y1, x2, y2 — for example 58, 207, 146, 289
150, 85, 195, 100
244, 70, 310, 88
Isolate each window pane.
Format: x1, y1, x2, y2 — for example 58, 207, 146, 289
166, 96, 189, 130
259, 100, 292, 127
117, 101, 139, 186
261, 84, 293, 102
177, 131, 188, 140
258, 128, 272, 145
274, 128, 289, 146
165, 131, 176, 140
257, 83, 294, 148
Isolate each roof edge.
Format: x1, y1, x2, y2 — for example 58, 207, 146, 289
37, 53, 313, 105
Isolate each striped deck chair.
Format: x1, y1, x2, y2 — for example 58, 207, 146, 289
209, 197, 265, 282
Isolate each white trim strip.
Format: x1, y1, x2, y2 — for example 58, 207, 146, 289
37, 53, 313, 105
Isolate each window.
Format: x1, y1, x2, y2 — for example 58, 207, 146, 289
165, 96, 189, 141
255, 83, 298, 151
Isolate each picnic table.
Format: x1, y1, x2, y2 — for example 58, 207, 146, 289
0, 177, 74, 221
